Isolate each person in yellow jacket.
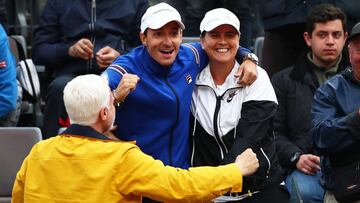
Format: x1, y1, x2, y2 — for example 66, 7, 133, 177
11, 74, 259, 203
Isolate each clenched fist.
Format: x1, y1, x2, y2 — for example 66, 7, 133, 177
234, 148, 259, 176
113, 73, 140, 103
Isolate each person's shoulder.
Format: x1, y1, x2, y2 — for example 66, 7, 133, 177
179, 43, 202, 60
271, 66, 296, 85
110, 46, 145, 71
272, 66, 294, 80
257, 66, 270, 78
322, 71, 348, 89
103, 140, 143, 159
0, 25, 8, 42
27, 136, 59, 156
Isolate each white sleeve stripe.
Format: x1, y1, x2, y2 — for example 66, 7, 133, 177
108, 64, 127, 76
183, 44, 200, 65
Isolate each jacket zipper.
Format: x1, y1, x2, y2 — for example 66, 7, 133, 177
260, 147, 271, 178
192, 85, 241, 162
164, 75, 180, 166
213, 95, 228, 158
87, 0, 96, 71
212, 86, 242, 158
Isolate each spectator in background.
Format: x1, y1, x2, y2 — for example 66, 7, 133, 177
271, 4, 348, 202
311, 22, 360, 203
32, 0, 148, 138
0, 24, 21, 126
12, 74, 259, 203
259, 0, 360, 77
190, 8, 288, 202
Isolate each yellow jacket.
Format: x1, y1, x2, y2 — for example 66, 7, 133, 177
12, 125, 243, 203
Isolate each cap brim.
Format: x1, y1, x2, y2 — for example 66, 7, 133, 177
348, 33, 360, 43
201, 19, 239, 35
148, 19, 185, 31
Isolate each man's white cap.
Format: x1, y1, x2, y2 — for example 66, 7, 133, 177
200, 8, 240, 34
140, 2, 185, 33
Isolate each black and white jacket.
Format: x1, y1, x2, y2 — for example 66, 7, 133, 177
190, 62, 283, 193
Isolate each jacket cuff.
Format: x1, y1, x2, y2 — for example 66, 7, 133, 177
347, 110, 360, 140
56, 43, 73, 61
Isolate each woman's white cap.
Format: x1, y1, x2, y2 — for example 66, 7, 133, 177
200, 8, 240, 34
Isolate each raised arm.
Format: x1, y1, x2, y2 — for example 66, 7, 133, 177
116, 145, 258, 202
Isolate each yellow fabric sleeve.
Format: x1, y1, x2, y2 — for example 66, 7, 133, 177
115, 145, 243, 202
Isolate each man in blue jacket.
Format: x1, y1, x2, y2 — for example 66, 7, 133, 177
32, 0, 148, 138
311, 22, 360, 203
0, 24, 21, 126
104, 3, 257, 170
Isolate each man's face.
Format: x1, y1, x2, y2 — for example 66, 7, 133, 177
140, 21, 182, 67
200, 24, 239, 65
348, 36, 360, 81
304, 19, 347, 68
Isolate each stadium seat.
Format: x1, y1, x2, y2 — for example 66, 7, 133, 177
0, 127, 42, 203
253, 36, 264, 66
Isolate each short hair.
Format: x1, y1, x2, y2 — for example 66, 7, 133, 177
306, 4, 346, 34
63, 74, 111, 126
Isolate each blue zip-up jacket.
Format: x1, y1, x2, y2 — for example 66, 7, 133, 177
311, 69, 360, 189
104, 43, 250, 168
0, 24, 17, 117
32, 0, 148, 77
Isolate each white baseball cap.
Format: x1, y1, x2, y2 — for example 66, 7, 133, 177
140, 3, 185, 33
200, 8, 240, 35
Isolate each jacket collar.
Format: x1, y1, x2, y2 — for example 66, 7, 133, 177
141, 46, 172, 76
343, 68, 360, 86
61, 124, 110, 141
289, 50, 347, 88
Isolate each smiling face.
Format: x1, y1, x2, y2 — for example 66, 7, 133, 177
140, 21, 182, 67
200, 24, 239, 66
304, 19, 347, 68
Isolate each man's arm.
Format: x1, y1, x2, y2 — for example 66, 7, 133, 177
116, 145, 258, 202
102, 56, 139, 103
271, 72, 305, 168
311, 81, 359, 155
32, 0, 74, 67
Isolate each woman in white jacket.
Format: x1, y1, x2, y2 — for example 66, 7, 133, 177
190, 8, 289, 203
